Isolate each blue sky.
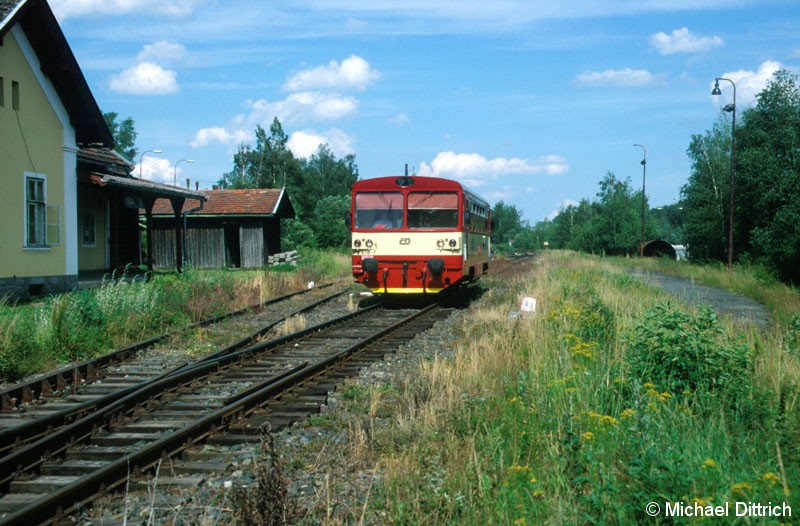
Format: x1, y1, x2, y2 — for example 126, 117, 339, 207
53, 0, 799, 224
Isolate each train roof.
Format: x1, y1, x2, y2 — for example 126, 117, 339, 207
352, 176, 490, 208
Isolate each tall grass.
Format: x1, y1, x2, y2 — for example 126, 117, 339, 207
344, 251, 799, 524
0, 250, 352, 384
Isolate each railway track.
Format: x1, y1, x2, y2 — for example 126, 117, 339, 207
0, 301, 452, 525
0, 283, 348, 456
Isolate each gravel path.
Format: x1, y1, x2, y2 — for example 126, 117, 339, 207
625, 268, 771, 327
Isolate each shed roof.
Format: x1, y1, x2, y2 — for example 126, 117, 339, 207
150, 189, 295, 218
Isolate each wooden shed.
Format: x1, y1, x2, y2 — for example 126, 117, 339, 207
147, 188, 295, 269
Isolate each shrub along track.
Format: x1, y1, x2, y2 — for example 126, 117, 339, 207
0, 283, 352, 456
0, 299, 452, 525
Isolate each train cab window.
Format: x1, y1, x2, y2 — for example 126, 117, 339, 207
408, 192, 458, 229
354, 192, 404, 229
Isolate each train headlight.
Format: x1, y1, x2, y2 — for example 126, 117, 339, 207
354, 239, 362, 248
365, 239, 374, 249
437, 239, 445, 248
449, 239, 457, 248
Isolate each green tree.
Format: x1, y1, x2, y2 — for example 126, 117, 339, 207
311, 195, 351, 249
735, 69, 800, 281
651, 203, 686, 245
295, 144, 358, 219
219, 119, 303, 191
682, 115, 731, 261
491, 201, 524, 251
103, 112, 137, 162
281, 219, 317, 251
594, 172, 651, 255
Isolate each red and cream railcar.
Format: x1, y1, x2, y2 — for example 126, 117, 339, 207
350, 175, 491, 294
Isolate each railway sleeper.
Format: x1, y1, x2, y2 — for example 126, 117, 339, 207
90, 432, 167, 447
165, 460, 232, 475
0, 493, 41, 513
126, 475, 206, 492
65, 446, 137, 461
110, 420, 188, 433
40, 459, 109, 476
10, 475, 80, 493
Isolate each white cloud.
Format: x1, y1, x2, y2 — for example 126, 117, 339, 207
575, 68, 658, 87
246, 92, 359, 126
389, 113, 410, 126
190, 126, 253, 148
109, 62, 179, 95
284, 55, 380, 92
191, 55, 374, 151
136, 156, 173, 184
287, 129, 355, 158
546, 199, 580, 221
711, 60, 784, 108
50, 0, 201, 20
136, 41, 187, 65
417, 151, 568, 187
650, 28, 723, 55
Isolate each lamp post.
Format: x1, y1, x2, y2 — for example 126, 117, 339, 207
711, 77, 736, 271
634, 144, 647, 256
138, 149, 162, 179
174, 159, 195, 186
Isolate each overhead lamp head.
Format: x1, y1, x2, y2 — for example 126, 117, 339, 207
723, 103, 735, 112
711, 80, 722, 96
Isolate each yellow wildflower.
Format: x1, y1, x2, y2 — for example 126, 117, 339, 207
621, 408, 636, 420
701, 459, 718, 470
730, 482, 753, 498
581, 431, 594, 441
761, 472, 780, 485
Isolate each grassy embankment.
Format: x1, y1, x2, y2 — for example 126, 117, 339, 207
0, 250, 351, 383
327, 250, 799, 524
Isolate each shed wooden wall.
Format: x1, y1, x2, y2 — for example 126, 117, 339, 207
149, 217, 281, 269
240, 223, 264, 268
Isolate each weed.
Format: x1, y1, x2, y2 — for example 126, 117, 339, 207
627, 303, 751, 397
226, 427, 295, 525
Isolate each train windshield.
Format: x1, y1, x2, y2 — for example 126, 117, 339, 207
407, 192, 459, 229
354, 192, 404, 229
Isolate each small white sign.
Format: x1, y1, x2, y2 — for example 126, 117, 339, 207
520, 297, 537, 312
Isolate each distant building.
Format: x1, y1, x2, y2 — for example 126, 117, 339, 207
146, 189, 295, 269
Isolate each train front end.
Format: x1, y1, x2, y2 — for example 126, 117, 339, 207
350, 176, 490, 295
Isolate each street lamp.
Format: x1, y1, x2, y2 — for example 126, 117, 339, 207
174, 159, 195, 186
634, 144, 647, 256
711, 77, 736, 271
138, 149, 162, 179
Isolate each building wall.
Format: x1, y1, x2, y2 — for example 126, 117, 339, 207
77, 184, 108, 271
0, 26, 77, 298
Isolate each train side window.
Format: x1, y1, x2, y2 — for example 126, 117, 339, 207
408, 192, 458, 229
354, 192, 403, 228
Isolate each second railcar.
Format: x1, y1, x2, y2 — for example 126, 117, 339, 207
349, 175, 491, 294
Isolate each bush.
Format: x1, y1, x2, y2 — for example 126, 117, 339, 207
627, 303, 751, 397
